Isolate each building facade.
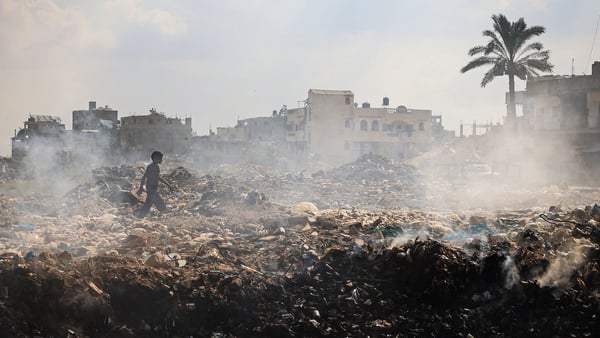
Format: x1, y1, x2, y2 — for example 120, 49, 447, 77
290, 89, 433, 164
11, 115, 66, 161
518, 61, 600, 131
216, 115, 286, 143
120, 108, 193, 155
72, 101, 119, 132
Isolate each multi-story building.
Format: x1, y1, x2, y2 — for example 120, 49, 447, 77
289, 89, 433, 165
216, 115, 286, 143
518, 61, 600, 131
354, 102, 432, 160
120, 108, 193, 155
286, 107, 307, 154
11, 115, 66, 161
511, 61, 600, 182
70, 101, 120, 162
72, 101, 119, 131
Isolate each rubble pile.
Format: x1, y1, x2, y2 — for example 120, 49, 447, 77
206, 153, 426, 210
0, 157, 599, 336
325, 152, 421, 182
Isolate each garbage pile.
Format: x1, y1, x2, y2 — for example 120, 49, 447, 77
0, 156, 599, 337
205, 153, 427, 210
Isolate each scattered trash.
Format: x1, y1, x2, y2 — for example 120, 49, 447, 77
0, 156, 598, 337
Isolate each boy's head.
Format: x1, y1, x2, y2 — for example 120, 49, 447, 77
151, 151, 163, 162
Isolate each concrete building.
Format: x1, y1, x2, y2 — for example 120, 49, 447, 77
285, 107, 307, 154
72, 101, 119, 132
354, 102, 432, 160
432, 115, 456, 141
71, 101, 120, 161
217, 115, 286, 143
517, 61, 600, 131
291, 89, 433, 164
511, 61, 600, 182
11, 115, 66, 161
120, 108, 193, 155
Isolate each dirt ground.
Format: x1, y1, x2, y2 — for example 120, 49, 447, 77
0, 153, 600, 337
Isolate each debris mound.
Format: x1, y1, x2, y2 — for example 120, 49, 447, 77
0, 161, 599, 336
325, 152, 421, 182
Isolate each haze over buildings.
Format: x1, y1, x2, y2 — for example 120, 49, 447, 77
1, 0, 599, 157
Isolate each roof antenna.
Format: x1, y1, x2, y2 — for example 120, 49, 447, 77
585, 14, 600, 74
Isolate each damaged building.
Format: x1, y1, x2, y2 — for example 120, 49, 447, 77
217, 115, 287, 143
514, 60, 600, 179
70, 101, 121, 163
518, 61, 600, 130
72, 101, 119, 132
120, 108, 193, 156
10, 115, 66, 163
192, 89, 440, 168
288, 89, 434, 165
189, 112, 288, 168
9, 91, 446, 170
11, 103, 194, 170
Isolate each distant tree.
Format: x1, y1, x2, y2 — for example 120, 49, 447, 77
461, 14, 554, 129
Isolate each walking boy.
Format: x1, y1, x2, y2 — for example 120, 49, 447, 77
135, 151, 173, 217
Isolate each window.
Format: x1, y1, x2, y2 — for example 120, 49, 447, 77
345, 96, 351, 105
383, 124, 393, 132
419, 121, 424, 131
360, 120, 368, 131
345, 120, 351, 128
372, 120, 379, 131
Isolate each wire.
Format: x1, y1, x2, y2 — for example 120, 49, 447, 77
585, 14, 600, 74
538, 213, 581, 226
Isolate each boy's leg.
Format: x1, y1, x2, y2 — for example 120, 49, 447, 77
136, 192, 155, 217
154, 194, 167, 212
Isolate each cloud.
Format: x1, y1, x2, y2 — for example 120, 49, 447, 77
0, 0, 597, 158
0, 0, 116, 62
103, 0, 187, 36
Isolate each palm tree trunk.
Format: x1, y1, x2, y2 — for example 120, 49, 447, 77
507, 73, 517, 130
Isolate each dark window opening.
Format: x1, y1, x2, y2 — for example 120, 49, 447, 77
360, 120, 368, 131
407, 124, 414, 137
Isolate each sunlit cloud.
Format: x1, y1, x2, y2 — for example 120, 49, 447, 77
104, 0, 187, 36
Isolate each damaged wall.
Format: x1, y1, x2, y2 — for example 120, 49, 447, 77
120, 109, 193, 155
523, 62, 600, 131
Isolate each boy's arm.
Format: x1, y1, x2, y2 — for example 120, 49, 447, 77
159, 176, 174, 190
137, 173, 146, 195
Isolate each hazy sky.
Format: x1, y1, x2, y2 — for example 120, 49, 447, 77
1, 0, 599, 157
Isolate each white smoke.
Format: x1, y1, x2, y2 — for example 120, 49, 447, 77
537, 238, 592, 288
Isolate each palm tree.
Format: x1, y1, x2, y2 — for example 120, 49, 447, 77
461, 14, 554, 129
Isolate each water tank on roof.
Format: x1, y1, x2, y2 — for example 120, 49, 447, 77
396, 105, 407, 113
593, 61, 600, 76
362, 102, 371, 108
383, 97, 389, 106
